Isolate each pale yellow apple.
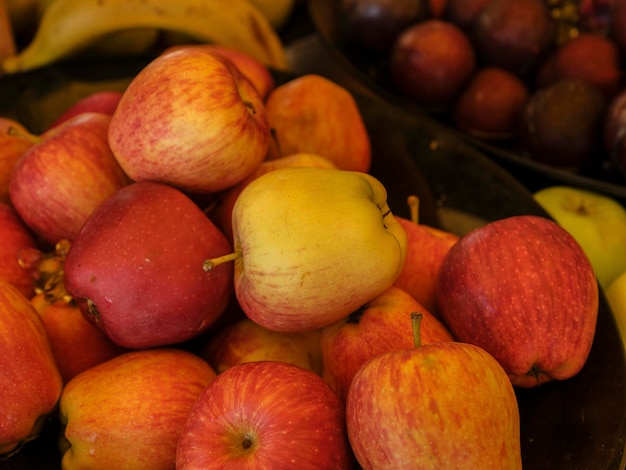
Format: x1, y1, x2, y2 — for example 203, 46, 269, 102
534, 186, 626, 289
605, 270, 626, 349
206, 167, 408, 332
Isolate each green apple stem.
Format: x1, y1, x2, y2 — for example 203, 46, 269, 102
202, 252, 241, 271
411, 312, 423, 348
407, 195, 419, 224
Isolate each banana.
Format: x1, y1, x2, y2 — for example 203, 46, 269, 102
246, 0, 296, 30
1, 0, 289, 75
0, 0, 16, 61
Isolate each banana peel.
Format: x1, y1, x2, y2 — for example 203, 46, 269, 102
1, 0, 289, 75
0, 0, 16, 62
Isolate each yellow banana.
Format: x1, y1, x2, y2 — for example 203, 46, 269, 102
1, 0, 289, 75
247, 0, 296, 30
0, 0, 16, 61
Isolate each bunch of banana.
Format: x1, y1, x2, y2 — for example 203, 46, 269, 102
1, 0, 290, 76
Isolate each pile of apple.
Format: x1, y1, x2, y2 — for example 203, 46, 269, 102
0, 43, 600, 468
336, 0, 626, 178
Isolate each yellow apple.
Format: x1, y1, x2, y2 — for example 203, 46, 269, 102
205, 167, 408, 332
605, 270, 626, 347
533, 185, 626, 289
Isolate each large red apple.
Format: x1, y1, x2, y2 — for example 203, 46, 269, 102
436, 215, 599, 387
264, 74, 372, 172
0, 203, 38, 298
176, 361, 354, 469
346, 332, 522, 468
9, 112, 129, 246
0, 280, 62, 457
59, 348, 216, 469
320, 285, 454, 403
63, 181, 234, 349
108, 47, 270, 194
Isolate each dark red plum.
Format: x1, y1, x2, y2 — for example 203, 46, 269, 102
536, 33, 622, 100
472, 0, 556, 76
520, 78, 608, 171
453, 67, 530, 138
337, 0, 432, 52
604, 88, 626, 177
444, 0, 495, 30
389, 19, 476, 110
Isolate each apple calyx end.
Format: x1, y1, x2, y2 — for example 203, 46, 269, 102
411, 311, 423, 348
202, 252, 241, 271
27, 239, 74, 305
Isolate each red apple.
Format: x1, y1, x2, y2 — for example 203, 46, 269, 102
320, 285, 454, 403
59, 348, 216, 469
31, 293, 128, 384
0, 203, 38, 298
0, 280, 62, 457
346, 328, 522, 468
264, 74, 372, 172
47, 90, 123, 130
108, 47, 270, 194
209, 152, 337, 242
0, 117, 34, 204
8, 112, 129, 246
436, 215, 599, 387
392, 212, 459, 316
200, 317, 323, 374
161, 44, 275, 99
176, 361, 354, 469
63, 181, 234, 349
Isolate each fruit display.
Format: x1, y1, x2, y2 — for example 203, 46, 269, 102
0, 3, 624, 469
310, 0, 626, 203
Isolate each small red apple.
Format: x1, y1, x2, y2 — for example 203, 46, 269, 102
9, 112, 129, 246
392, 205, 459, 315
200, 317, 323, 374
47, 90, 123, 130
320, 285, 455, 403
31, 294, 128, 384
0, 203, 38, 298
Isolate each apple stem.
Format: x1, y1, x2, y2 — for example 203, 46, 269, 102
7, 125, 41, 144
202, 252, 241, 271
407, 195, 419, 224
411, 312, 423, 348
